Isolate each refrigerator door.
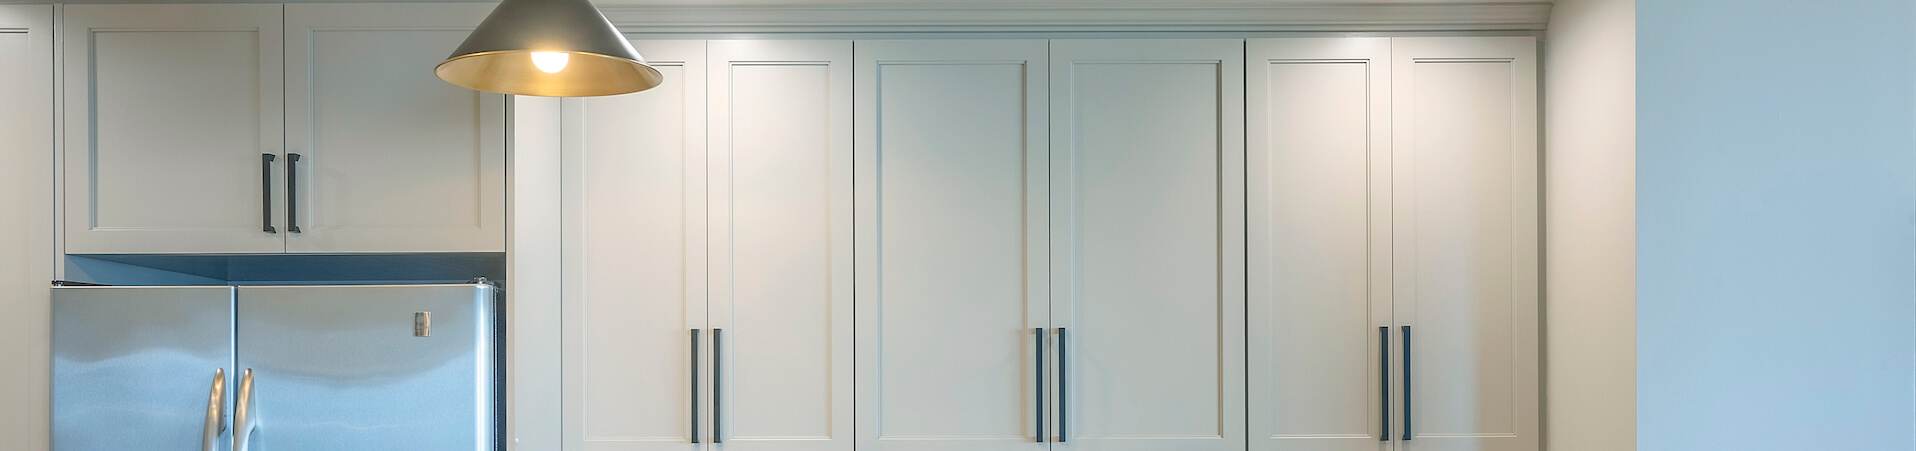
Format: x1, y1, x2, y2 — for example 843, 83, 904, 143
234, 284, 498, 451
53, 286, 237, 451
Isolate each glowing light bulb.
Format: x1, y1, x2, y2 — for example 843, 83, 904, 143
531, 52, 569, 74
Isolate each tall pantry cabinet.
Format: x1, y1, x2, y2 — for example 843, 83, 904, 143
562, 39, 856, 450
1246, 37, 1539, 451
850, 39, 1246, 451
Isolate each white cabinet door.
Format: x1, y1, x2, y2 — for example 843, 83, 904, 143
1247, 38, 1394, 451
63, 4, 285, 254
1390, 37, 1538, 451
707, 40, 854, 451
1047, 39, 1246, 451
284, 4, 506, 253
853, 40, 1051, 451
562, 40, 709, 451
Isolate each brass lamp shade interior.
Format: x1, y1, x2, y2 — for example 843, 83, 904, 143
436, 0, 662, 97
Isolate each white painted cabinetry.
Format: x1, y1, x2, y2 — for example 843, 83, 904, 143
1388, 37, 1538, 451
563, 35, 1534, 451
1047, 39, 1247, 451
562, 39, 708, 451
565, 39, 854, 451
63, 4, 505, 254
283, 4, 506, 253
1246, 36, 1538, 451
852, 39, 1051, 451
706, 39, 856, 451
1246, 37, 1394, 451
63, 4, 286, 254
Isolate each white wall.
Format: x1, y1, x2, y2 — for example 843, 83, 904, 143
1542, 0, 1634, 449
1638, 0, 1916, 449
0, 6, 53, 451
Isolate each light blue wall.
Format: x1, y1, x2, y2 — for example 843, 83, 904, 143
1639, 1, 1916, 449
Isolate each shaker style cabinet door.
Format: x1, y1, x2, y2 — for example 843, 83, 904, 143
852, 40, 1052, 451
283, 4, 506, 253
1389, 37, 1539, 451
63, 4, 286, 254
1246, 37, 1394, 451
706, 40, 855, 451
561, 40, 710, 451
1046, 39, 1246, 451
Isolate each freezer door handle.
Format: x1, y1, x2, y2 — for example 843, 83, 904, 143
234, 369, 255, 451
203, 368, 226, 451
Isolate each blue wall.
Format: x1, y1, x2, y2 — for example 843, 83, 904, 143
1639, 1, 1916, 449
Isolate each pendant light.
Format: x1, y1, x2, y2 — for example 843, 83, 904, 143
436, 0, 662, 97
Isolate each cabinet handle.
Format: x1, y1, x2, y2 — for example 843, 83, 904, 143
202, 368, 226, 451
1034, 327, 1045, 442
260, 154, 276, 233
1402, 325, 1412, 441
713, 328, 723, 444
691, 329, 700, 444
286, 153, 301, 233
1380, 326, 1389, 441
1057, 327, 1067, 443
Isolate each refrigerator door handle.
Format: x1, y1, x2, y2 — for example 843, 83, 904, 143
203, 368, 226, 451
234, 369, 255, 451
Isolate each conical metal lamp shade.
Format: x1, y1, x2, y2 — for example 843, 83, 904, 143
436, 0, 661, 97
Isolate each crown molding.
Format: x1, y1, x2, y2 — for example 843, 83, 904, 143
599, 2, 1553, 33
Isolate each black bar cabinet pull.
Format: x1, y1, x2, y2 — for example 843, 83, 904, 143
1035, 327, 1045, 443
1380, 326, 1389, 441
260, 154, 275, 233
1057, 327, 1067, 443
713, 328, 723, 444
1402, 325, 1412, 441
286, 153, 301, 233
691, 329, 700, 444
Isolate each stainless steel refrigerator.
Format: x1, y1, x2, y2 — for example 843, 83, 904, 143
52, 283, 502, 451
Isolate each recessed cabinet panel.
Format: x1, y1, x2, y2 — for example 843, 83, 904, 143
1049, 39, 1245, 451
284, 4, 505, 253
562, 40, 709, 451
63, 5, 285, 254
708, 40, 854, 451
1247, 38, 1392, 451
1391, 37, 1538, 451
853, 40, 1050, 451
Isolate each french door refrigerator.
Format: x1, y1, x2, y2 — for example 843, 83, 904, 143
52, 283, 502, 451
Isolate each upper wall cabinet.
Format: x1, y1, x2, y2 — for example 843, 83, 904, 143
64, 4, 286, 254
282, 4, 505, 253
64, 4, 505, 254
